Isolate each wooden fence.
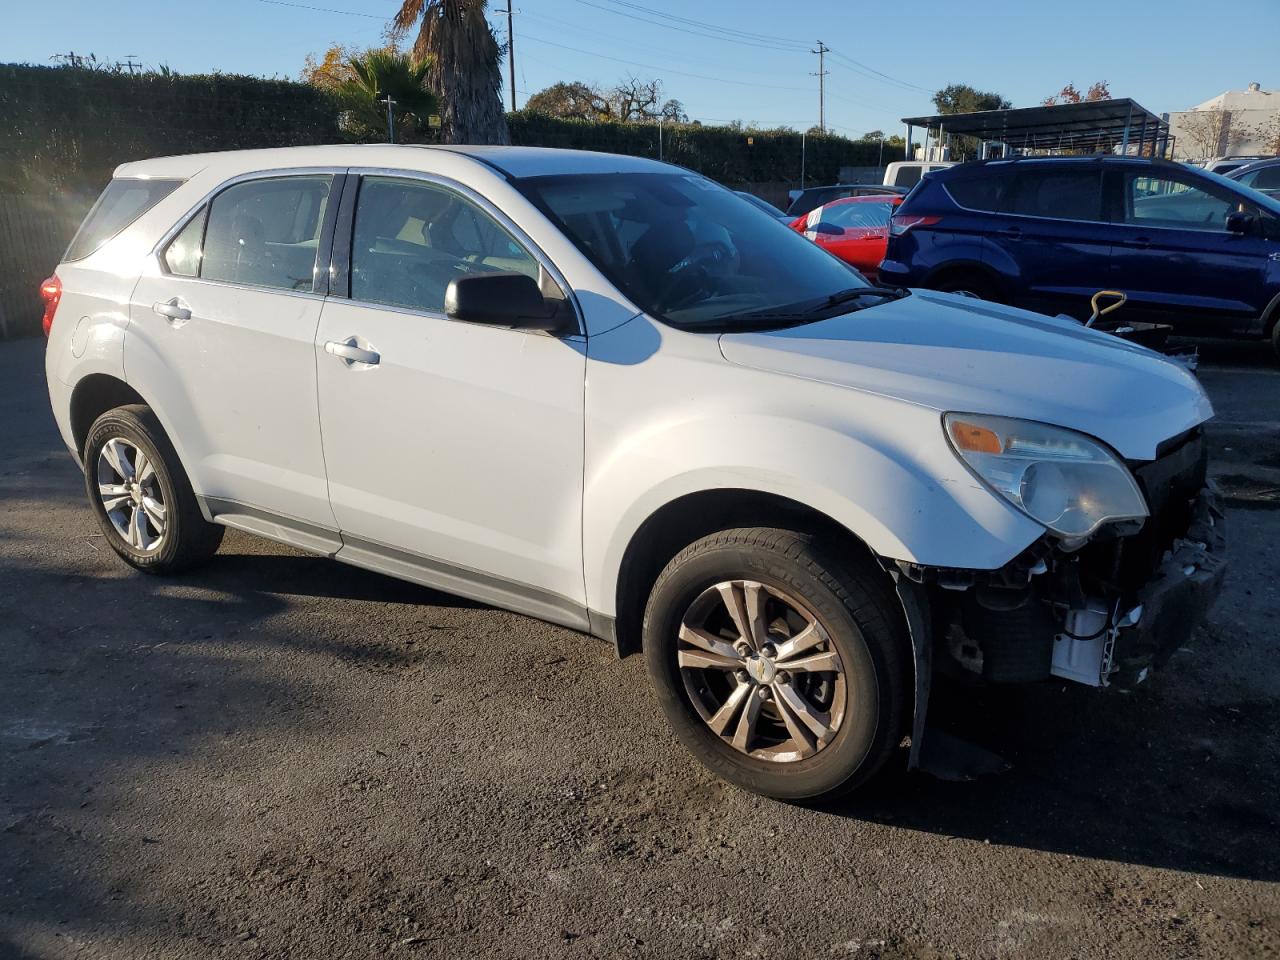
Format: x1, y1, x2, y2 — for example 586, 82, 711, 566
0, 193, 90, 340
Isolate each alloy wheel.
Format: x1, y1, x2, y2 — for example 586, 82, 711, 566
677, 579, 847, 763
96, 437, 167, 553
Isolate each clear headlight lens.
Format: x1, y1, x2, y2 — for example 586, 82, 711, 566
944, 413, 1148, 539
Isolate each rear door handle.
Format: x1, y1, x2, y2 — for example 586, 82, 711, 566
1000, 226, 1022, 239
1123, 236, 1152, 249
153, 298, 191, 323
324, 336, 380, 366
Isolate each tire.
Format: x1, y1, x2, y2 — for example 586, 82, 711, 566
643, 528, 909, 800
931, 271, 999, 302
1271, 318, 1280, 363
83, 404, 223, 574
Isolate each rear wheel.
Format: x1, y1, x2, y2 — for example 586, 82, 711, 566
643, 528, 908, 800
83, 405, 223, 574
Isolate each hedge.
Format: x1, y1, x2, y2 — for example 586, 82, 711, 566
0, 63, 880, 193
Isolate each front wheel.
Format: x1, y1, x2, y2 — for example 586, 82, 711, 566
643, 528, 909, 800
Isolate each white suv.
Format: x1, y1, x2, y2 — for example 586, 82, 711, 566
45, 145, 1225, 799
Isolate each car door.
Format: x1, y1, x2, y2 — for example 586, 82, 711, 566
128, 171, 342, 533
986, 165, 1111, 317
1105, 167, 1271, 333
314, 173, 588, 622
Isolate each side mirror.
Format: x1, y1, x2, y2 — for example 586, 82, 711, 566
1225, 211, 1256, 235
445, 272, 564, 333
810, 222, 843, 236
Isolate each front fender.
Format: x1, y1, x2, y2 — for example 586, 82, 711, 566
583, 380, 1042, 618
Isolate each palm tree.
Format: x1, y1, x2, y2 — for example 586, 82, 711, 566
393, 0, 510, 145
334, 49, 439, 143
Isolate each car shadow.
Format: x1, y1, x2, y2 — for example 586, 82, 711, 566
813, 670, 1279, 882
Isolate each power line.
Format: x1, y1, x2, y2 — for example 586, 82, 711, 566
590, 0, 810, 48
257, 0, 386, 19
519, 31, 810, 92
825, 49, 933, 95
571, 0, 807, 52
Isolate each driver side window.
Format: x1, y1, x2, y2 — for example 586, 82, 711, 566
1120, 173, 1244, 232
350, 176, 541, 314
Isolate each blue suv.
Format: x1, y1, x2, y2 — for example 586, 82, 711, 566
880, 156, 1280, 354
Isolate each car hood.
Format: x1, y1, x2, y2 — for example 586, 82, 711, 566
718, 290, 1213, 460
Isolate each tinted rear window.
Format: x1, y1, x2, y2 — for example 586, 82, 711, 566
1007, 169, 1103, 221
65, 178, 182, 262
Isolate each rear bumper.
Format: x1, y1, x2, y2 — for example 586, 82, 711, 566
1110, 486, 1227, 687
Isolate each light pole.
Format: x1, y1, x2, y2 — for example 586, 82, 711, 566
382, 95, 396, 144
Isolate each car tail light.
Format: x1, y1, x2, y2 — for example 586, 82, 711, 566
889, 215, 941, 237
40, 274, 62, 337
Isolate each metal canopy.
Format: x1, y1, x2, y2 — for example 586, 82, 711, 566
901, 98, 1172, 158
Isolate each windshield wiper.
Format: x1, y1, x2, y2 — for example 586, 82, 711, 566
725, 286, 905, 326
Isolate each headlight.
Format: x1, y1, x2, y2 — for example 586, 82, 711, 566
943, 413, 1148, 539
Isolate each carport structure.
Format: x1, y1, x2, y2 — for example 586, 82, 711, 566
901, 99, 1173, 161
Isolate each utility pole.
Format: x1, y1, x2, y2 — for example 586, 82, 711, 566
810, 41, 829, 134
382, 95, 396, 144
498, 6, 517, 111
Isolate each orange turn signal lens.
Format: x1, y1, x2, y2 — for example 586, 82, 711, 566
948, 419, 1003, 454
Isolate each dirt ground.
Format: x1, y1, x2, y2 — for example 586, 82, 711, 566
2, 335, 1278, 959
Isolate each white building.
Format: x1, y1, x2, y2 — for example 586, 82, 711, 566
1168, 82, 1278, 160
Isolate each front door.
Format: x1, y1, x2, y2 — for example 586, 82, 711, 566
127, 172, 340, 529
314, 174, 587, 620
1105, 167, 1271, 334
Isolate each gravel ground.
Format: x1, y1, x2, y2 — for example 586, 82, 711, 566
2, 335, 1278, 960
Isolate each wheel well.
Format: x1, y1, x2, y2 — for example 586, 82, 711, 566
70, 375, 146, 459
612, 489, 882, 657
924, 263, 1003, 298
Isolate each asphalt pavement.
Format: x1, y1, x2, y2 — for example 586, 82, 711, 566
2, 335, 1278, 959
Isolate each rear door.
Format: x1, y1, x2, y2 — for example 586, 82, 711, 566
987, 164, 1111, 317
1105, 168, 1271, 333
127, 172, 342, 532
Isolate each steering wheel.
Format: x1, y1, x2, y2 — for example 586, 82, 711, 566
657, 241, 738, 312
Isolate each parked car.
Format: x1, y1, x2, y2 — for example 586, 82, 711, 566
789, 194, 903, 281
883, 161, 954, 188
734, 190, 791, 221
880, 155, 1280, 355
45, 145, 1223, 800
1226, 157, 1280, 200
1201, 156, 1271, 176
785, 183, 907, 218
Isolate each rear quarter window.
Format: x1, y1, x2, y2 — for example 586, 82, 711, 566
64, 178, 182, 262
943, 175, 1007, 212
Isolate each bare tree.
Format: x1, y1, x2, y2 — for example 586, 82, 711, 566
1178, 110, 1250, 159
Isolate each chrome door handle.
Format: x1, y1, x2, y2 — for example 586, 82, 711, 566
153, 298, 191, 322
324, 336, 380, 366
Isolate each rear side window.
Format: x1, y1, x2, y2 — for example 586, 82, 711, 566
945, 175, 1008, 212
65, 178, 182, 262
1007, 169, 1103, 221
200, 176, 332, 292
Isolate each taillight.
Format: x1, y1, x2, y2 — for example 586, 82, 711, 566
889, 215, 941, 237
40, 274, 62, 337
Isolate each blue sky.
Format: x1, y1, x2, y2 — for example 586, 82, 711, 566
2, 0, 1275, 136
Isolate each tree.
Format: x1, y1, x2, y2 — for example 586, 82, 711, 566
604, 76, 685, 123
1042, 81, 1112, 106
331, 49, 439, 143
861, 129, 885, 141
525, 80, 607, 120
393, 0, 509, 145
931, 84, 1011, 115
1178, 109, 1251, 160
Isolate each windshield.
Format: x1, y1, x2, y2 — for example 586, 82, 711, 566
817, 201, 896, 229
517, 172, 885, 330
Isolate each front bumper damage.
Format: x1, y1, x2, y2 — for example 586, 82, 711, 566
894, 438, 1227, 774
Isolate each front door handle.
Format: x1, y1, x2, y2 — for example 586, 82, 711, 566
1122, 236, 1152, 249
324, 336, 380, 366
1000, 226, 1022, 240
153, 298, 191, 322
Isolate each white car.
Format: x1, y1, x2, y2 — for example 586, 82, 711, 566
44, 145, 1225, 799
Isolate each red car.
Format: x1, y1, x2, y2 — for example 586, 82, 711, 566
789, 194, 903, 282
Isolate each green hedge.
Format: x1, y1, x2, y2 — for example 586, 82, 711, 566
0, 64, 341, 194
509, 111, 880, 184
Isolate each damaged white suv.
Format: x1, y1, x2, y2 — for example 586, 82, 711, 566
44, 145, 1225, 799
